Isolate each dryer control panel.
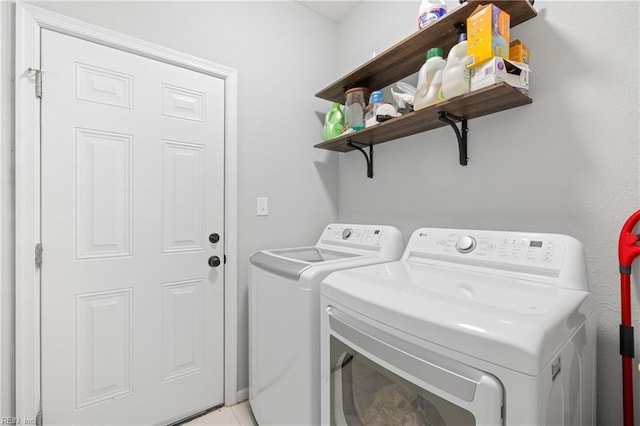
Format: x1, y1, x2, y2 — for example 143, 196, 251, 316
404, 228, 588, 290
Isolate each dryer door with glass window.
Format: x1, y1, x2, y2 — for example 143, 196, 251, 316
327, 307, 505, 426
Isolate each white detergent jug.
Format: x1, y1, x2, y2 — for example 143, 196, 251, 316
439, 33, 470, 101
414, 47, 446, 111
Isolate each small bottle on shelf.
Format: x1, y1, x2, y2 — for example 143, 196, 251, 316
364, 91, 384, 128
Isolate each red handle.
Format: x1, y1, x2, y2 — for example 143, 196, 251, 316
620, 274, 635, 426
619, 210, 640, 268
618, 210, 640, 426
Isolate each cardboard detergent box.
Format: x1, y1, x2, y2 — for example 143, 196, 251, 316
466, 4, 510, 69
509, 39, 530, 64
470, 57, 530, 95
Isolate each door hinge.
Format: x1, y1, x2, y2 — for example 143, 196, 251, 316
35, 243, 43, 268
36, 410, 43, 426
28, 67, 43, 99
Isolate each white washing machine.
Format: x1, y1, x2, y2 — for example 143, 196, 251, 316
321, 227, 596, 426
249, 223, 403, 426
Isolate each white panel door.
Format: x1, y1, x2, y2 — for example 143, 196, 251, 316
40, 29, 225, 425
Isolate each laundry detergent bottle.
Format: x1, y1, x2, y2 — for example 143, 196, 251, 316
413, 47, 446, 111
439, 32, 470, 101
322, 102, 345, 141
418, 0, 447, 29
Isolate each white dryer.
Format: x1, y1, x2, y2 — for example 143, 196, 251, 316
321, 228, 595, 425
249, 223, 403, 426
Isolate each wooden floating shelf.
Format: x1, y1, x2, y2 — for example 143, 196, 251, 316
313, 0, 537, 176
314, 83, 532, 153
315, 0, 537, 104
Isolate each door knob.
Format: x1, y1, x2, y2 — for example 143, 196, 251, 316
208, 256, 221, 268
209, 233, 220, 243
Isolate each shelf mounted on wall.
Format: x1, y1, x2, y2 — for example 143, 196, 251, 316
313, 0, 537, 178
314, 84, 532, 178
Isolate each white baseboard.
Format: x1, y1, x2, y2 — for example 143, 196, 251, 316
237, 387, 249, 403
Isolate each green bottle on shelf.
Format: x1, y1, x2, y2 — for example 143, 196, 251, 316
322, 103, 345, 141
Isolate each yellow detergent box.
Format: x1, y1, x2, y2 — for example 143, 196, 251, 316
509, 39, 529, 64
466, 4, 510, 69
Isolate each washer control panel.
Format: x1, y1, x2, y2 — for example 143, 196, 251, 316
318, 224, 404, 259
319, 224, 402, 252
324, 225, 383, 246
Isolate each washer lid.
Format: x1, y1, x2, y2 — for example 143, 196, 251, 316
250, 247, 360, 280
249, 224, 404, 281
321, 261, 590, 376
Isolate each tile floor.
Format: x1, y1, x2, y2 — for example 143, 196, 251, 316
184, 401, 257, 426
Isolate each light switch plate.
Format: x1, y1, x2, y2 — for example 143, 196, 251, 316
257, 197, 268, 216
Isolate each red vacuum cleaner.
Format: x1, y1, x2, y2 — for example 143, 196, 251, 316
618, 210, 640, 426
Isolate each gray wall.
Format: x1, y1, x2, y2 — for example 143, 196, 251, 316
1, 1, 339, 412
336, 1, 639, 423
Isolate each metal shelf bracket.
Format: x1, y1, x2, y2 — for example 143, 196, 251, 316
438, 112, 469, 166
347, 140, 374, 178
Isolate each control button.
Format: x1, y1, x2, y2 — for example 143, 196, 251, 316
342, 228, 353, 240
456, 235, 477, 254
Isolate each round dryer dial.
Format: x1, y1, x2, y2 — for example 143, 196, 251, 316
342, 228, 353, 240
456, 235, 477, 253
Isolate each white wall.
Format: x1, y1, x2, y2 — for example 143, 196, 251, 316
336, 1, 639, 423
1, 1, 339, 411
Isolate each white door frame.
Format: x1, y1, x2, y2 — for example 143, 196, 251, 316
15, 2, 239, 420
